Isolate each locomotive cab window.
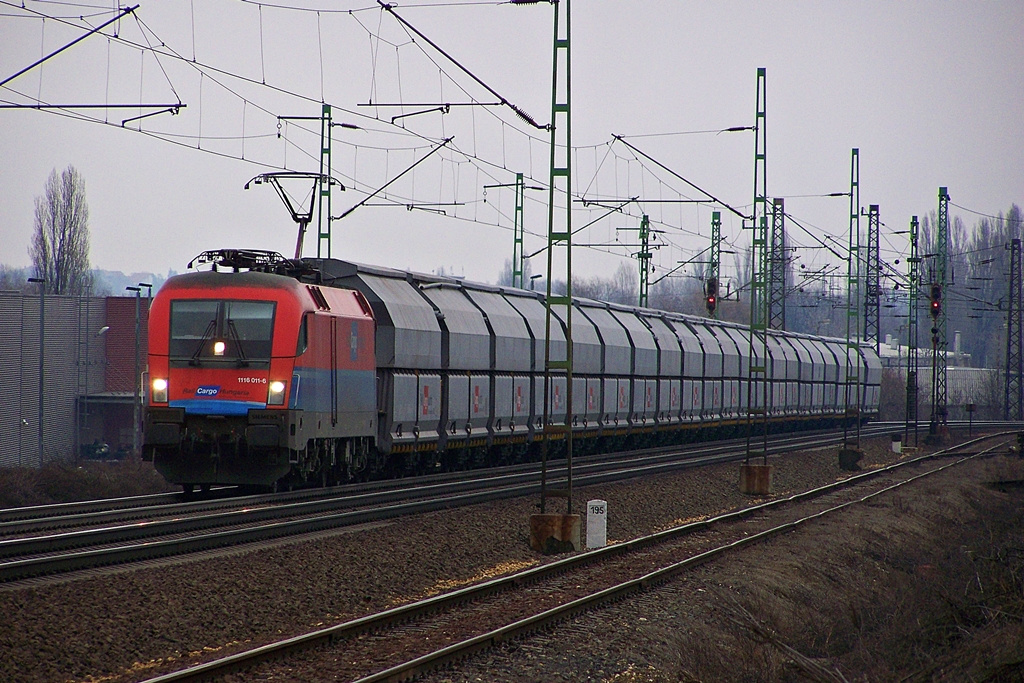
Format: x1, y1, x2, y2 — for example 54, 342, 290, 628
170, 299, 276, 365
296, 313, 309, 355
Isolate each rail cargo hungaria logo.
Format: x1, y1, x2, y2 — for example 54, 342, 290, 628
195, 385, 221, 397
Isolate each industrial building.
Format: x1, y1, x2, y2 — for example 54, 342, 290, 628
0, 291, 149, 468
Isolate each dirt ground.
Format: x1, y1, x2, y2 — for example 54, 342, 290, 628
438, 443, 1024, 682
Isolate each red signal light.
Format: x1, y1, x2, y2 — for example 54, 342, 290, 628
928, 283, 942, 319
705, 276, 719, 314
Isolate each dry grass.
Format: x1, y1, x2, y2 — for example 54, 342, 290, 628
0, 458, 175, 508
631, 455, 1024, 682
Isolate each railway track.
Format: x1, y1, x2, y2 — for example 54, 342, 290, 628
0, 420, 990, 532
0, 421, 1010, 584
136, 431, 1013, 683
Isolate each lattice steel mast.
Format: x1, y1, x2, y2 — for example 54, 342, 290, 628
317, 104, 333, 257
745, 67, 770, 465
706, 210, 722, 319
768, 197, 786, 330
637, 215, 652, 307
843, 148, 861, 450
1006, 238, 1023, 420
540, 0, 573, 514
485, 173, 532, 289
931, 186, 950, 431
512, 172, 526, 289
864, 204, 881, 355
905, 215, 920, 445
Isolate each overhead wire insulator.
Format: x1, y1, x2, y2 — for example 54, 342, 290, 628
509, 103, 544, 130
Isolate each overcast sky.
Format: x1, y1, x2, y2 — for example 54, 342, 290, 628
1, 1, 1022, 289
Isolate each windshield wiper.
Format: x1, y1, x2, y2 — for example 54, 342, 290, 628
226, 318, 250, 367
189, 319, 217, 366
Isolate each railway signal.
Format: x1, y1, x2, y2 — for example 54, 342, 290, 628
705, 277, 718, 315
929, 283, 942, 319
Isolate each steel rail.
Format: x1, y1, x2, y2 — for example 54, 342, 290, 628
0, 426, 847, 532
0, 424, 851, 529
355, 438, 1009, 683
0, 491, 191, 524
136, 431, 1013, 683
0, 419, 1001, 532
0, 423, 913, 581
0, 421, 866, 522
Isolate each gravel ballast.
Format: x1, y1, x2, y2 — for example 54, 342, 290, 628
0, 431, 1016, 682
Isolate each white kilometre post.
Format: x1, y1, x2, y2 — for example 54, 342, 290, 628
586, 499, 607, 549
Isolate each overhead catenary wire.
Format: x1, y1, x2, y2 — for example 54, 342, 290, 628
612, 135, 748, 221
0, 3, 138, 89
333, 136, 453, 220
376, 0, 547, 130
5, 1, 752, 280
950, 201, 1024, 224
5, 1, 619, 170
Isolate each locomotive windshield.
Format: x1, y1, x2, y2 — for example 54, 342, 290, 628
170, 300, 276, 365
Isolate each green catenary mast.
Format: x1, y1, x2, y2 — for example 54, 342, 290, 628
706, 210, 721, 318
541, 0, 573, 514
768, 197, 786, 330
843, 148, 861, 450
317, 104, 332, 258
745, 67, 769, 466
931, 186, 950, 431
905, 215, 920, 445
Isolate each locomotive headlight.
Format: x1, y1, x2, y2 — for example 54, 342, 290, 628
152, 378, 168, 404
267, 380, 287, 406
213, 340, 226, 356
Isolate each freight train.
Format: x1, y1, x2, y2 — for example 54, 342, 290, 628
143, 249, 881, 492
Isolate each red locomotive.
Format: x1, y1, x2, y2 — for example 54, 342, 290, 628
144, 250, 376, 493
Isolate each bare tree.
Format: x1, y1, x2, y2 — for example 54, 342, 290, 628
30, 166, 92, 295
0, 265, 28, 292
611, 261, 638, 304
573, 262, 637, 304
495, 258, 533, 288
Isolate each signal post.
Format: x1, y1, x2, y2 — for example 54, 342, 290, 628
927, 282, 948, 441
